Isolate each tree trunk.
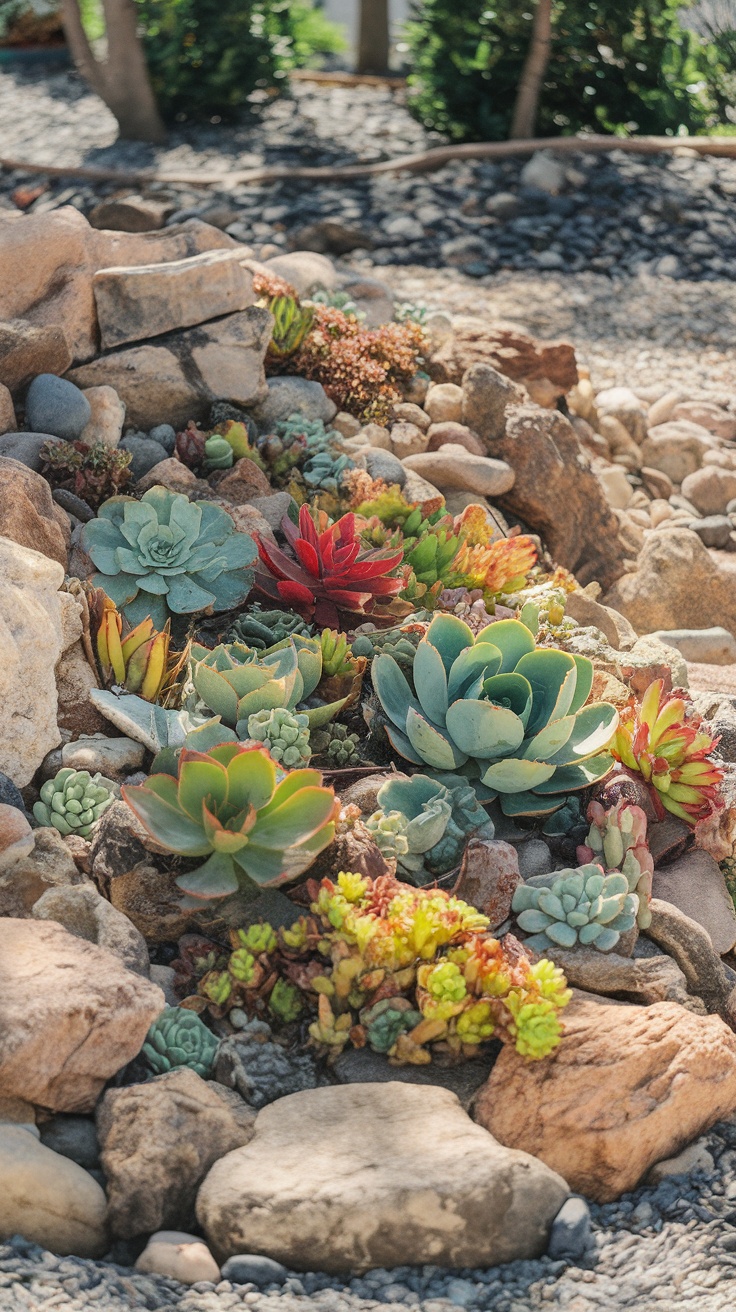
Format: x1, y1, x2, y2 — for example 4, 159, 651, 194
509, 0, 553, 140
62, 0, 167, 143
356, 0, 390, 75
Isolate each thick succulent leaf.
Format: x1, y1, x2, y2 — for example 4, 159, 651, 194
93, 570, 139, 608
257, 769, 326, 817
447, 643, 501, 702
82, 517, 127, 574
568, 655, 594, 714
207, 741, 248, 767
291, 636, 323, 700
166, 573, 217, 615
384, 723, 425, 765
517, 909, 554, 933
175, 850, 240, 899
480, 757, 556, 794
135, 572, 170, 594
481, 673, 533, 727
446, 698, 525, 761
406, 708, 467, 769
122, 776, 212, 855
225, 747, 277, 811
404, 802, 452, 854
372, 654, 420, 731
303, 697, 348, 729
377, 773, 443, 820
424, 613, 474, 675
193, 665, 240, 725
515, 649, 578, 736
249, 786, 338, 848
499, 791, 563, 817
184, 719, 239, 752
206, 568, 255, 613
236, 680, 295, 722
96, 495, 134, 527
545, 704, 619, 766
523, 715, 575, 762
196, 500, 238, 544
202, 803, 251, 852
533, 754, 615, 794
121, 589, 170, 631
475, 619, 536, 672
178, 758, 229, 823
414, 637, 450, 725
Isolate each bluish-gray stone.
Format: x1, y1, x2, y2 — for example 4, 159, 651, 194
363, 447, 406, 488
547, 1195, 592, 1260
250, 377, 337, 432
148, 424, 176, 455
119, 436, 169, 481
221, 1255, 289, 1287
0, 433, 61, 471
25, 375, 91, 441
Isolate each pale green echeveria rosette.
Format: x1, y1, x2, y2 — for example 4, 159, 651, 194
372, 612, 618, 818
81, 486, 257, 629
368, 772, 494, 882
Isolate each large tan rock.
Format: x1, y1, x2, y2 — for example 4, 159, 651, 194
0, 918, 164, 1112
474, 997, 736, 1202
67, 307, 272, 430
681, 465, 736, 515
98, 1070, 256, 1238
640, 421, 716, 484
479, 404, 627, 589
0, 535, 65, 785
0, 827, 86, 917
0, 319, 73, 393
0, 1125, 107, 1258
0, 458, 69, 567
429, 317, 578, 398
196, 1083, 568, 1273
94, 250, 256, 350
604, 528, 736, 638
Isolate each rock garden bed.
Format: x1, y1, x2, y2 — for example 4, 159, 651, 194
3, 189, 736, 1312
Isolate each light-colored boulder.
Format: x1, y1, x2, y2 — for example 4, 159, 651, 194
0, 459, 69, 567
31, 883, 150, 976
653, 851, 736, 954
135, 1231, 220, 1285
389, 421, 429, 458
424, 383, 464, 425
0, 382, 16, 434
262, 251, 339, 295
604, 528, 736, 639
0, 1124, 107, 1257
594, 386, 648, 444
475, 997, 736, 1201
0, 918, 164, 1112
671, 401, 736, 440
649, 627, 736, 666
61, 734, 146, 777
402, 443, 515, 496
647, 389, 684, 428
640, 421, 717, 484
93, 250, 256, 350
0, 827, 86, 918
97, 1070, 255, 1238
79, 386, 126, 449
681, 465, 736, 515
647, 1139, 715, 1183
596, 465, 632, 509
196, 1083, 568, 1273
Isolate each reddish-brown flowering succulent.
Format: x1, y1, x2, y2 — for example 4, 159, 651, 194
255, 504, 405, 628
40, 440, 131, 509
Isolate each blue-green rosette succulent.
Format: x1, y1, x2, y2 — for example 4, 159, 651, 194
141, 1006, 219, 1079
81, 486, 257, 628
367, 773, 494, 883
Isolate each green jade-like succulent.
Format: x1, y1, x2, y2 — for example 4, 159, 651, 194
512, 864, 638, 953
360, 998, 422, 1053
224, 606, 314, 650
33, 768, 113, 837
141, 1006, 219, 1078
203, 435, 235, 472
311, 723, 362, 767
352, 622, 426, 670
367, 773, 493, 882
372, 613, 618, 817
248, 707, 311, 767
81, 486, 257, 628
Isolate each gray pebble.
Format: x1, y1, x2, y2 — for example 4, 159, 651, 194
25, 374, 91, 441
149, 424, 177, 454
119, 435, 169, 481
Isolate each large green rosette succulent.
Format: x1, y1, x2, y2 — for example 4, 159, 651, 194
372, 613, 618, 818
81, 486, 257, 628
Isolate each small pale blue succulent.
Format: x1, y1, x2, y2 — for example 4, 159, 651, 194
141, 1006, 219, 1079
81, 486, 257, 628
512, 863, 638, 953
367, 772, 493, 883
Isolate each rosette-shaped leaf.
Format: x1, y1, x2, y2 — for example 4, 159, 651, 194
255, 504, 405, 628
123, 741, 339, 899
34, 768, 113, 837
81, 486, 257, 629
224, 606, 314, 650
141, 1006, 219, 1079
248, 707, 311, 768
612, 679, 723, 823
368, 773, 493, 882
191, 638, 320, 731
512, 863, 638, 953
372, 613, 618, 817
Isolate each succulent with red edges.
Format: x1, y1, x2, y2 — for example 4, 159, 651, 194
255, 504, 405, 628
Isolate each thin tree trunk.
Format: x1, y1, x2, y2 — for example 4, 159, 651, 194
62, 0, 167, 143
509, 0, 553, 140
356, 0, 390, 75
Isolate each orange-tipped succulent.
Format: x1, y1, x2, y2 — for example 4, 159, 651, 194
612, 679, 723, 824
95, 595, 177, 702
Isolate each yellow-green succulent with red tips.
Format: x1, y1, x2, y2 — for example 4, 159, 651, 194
612, 679, 723, 824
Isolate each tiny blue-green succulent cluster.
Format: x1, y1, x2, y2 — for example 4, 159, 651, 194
142, 1006, 220, 1079
511, 864, 638, 953
367, 772, 494, 883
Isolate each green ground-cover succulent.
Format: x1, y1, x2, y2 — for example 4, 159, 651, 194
33, 768, 113, 837
224, 606, 315, 650
122, 740, 339, 899
512, 863, 638, 953
248, 707, 311, 767
372, 613, 618, 817
141, 1006, 219, 1078
81, 486, 257, 629
367, 773, 494, 882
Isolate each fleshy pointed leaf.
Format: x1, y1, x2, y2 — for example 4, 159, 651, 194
406, 708, 467, 769
175, 850, 240, 898
122, 776, 211, 855
372, 654, 420, 731
446, 698, 525, 760
480, 757, 556, 793
414, 637, 450, 725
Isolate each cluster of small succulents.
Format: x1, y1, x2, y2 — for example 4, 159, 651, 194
512, 864, 639, 953
578, 798, 654, 928
34, 768, 113, 837
310, 722, 362, 767
366, 773, 494, 883
40, 439, 132, 509
247, 707, 311, 767
352, 621, 427, 670
223, 606, 315, 650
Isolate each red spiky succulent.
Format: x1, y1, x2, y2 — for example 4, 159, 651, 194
255, 505, 405, 628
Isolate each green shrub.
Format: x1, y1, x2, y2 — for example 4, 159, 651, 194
404, 0, 710, 142
134, 0, 344, 124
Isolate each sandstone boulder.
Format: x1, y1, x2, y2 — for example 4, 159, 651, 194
97, 1069, 255, 1238
135, 1231, 221, 1285
0, 1125, 107, 1258
32, 883, 150, 976
681, 465, 736, 515
604, 528, 736, 638
640, 421, 716, 484
429, 317, 578, 398
0, 827, 86, 918
402, 444, 515, 496
0, 319, 72, 393
652, 851, 736, 954
474, 997, 736, 1201
0, 918, 164, 1112
0, 459, 69, 566
196, 1083, 568, 1272
671, 401, 736, 440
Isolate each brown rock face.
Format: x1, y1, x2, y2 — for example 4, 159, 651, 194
0, 458, 70, 566
452, 838, 521, 929
0, 319, 73, 394
604, 528, 736, 638
0, 918, 164, 1113
0, 827, 87, 918
474, 997, 736, 1202
212, 458, 273, 504
97, 1069, 256, 1238
429, 317, 578, 397
483, 405, 626, 589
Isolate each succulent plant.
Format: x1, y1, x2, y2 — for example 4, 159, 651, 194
312, 288, 365, 321
360, 998, 423, 1053
578, 799, 654, 929
141, 1006, 219, 1079
248, 707, 311, 768
266, 294, 315, 360
203, 434, 235, 472
367, 773, 494, 882
352, 620, 427, 670
320, 628, 354, 678
81, 486, 257, 629
223, 606, 315, 651
451, 534, 539, 600
122, 740, 339, 899
40, 439, 132, 509
34, 768, 113, 837
512, 863, 639, 953
303, 447, 354, 496
372, 612, 618, 817
95, 595, 175, 702
612, 679, 723, 824
311, 722, 363, 768
189, 637, 321, 732
255, 504, 405, 628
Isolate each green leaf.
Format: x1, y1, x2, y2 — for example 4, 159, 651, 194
406, 708, 467, 769
372, 654, 420, 731
377, 773, 443, 820
304, 697, 348, 729
166, 573, 217, 615
249, 786, 337, 848
122, 777, 211, 855
481, 672, 533, 726
480, 757, 556, 794
193, 665, 241, 726
515, 649, 578, 736
414, 636, 450, 725
175, 850, 239, 899
424, 613, 474, 674
184, 719, 239, 752
257, 769, 326, 817
82, 518, 127, 574
384, 723, 424, 765
499, 791, 564, 818
533, 754, 614, 794
522, 715, 575, 762
446, 698, 525, 760
225, 747, 277, 812
121, 590, 170, 631
207, 568, 255, 612
178, 758, 229, 823
93, 571, 139, 609
569, 655, 594, 714
475, 618, 536, 672
546, 704, 619, 765
447, 642, 501, 701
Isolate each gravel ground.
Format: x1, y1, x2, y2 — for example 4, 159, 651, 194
3, 1120, 736, 1312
